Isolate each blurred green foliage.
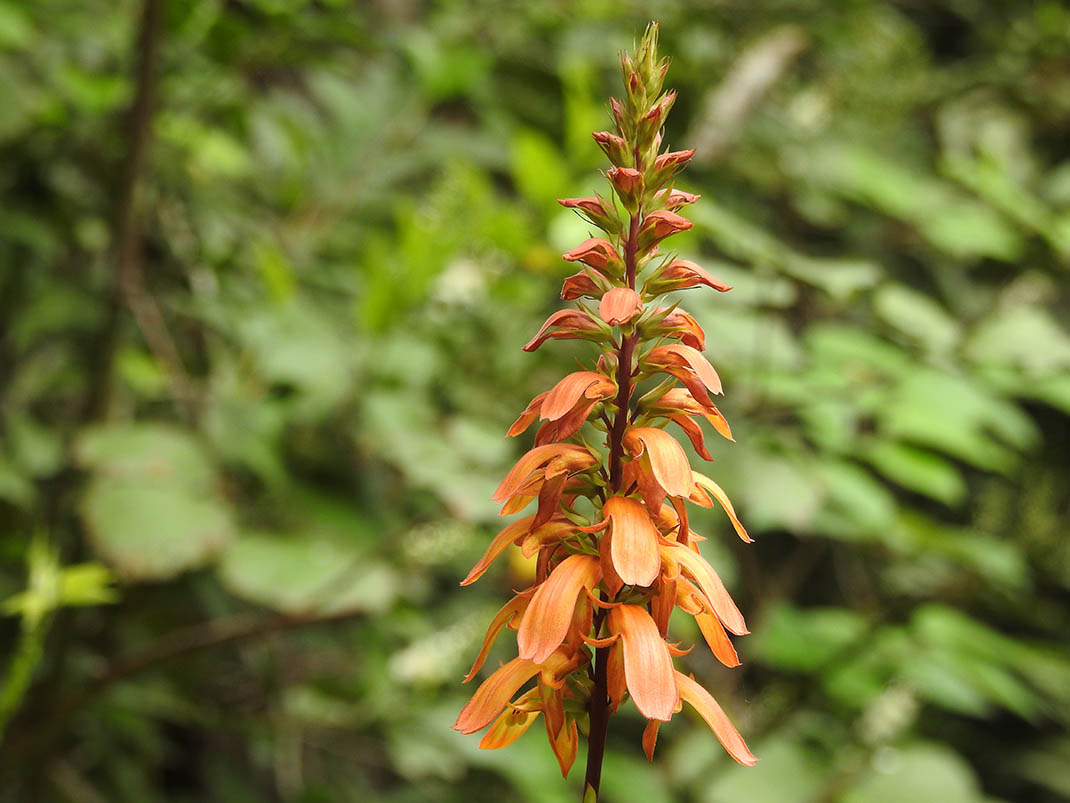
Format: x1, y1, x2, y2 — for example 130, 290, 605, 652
1, 0, 1068, 801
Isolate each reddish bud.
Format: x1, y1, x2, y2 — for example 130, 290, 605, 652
645, 259, 731, 296
637, 210, 693, 251
559, 195, 619, 234
653, 149, 695, 172
523, 309, 607, 352
592, 131, 630, 166
562, 238, 624, 275
560, 269, 604, 301
607, 167, 643, 211
654, 189, 701, 211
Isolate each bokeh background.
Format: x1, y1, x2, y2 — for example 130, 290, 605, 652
1, 1, 1069, 801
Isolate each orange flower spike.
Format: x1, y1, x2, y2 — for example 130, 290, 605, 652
675, 672, 757, 766
516, 554, 601, 664
453, 657, 540, 735
607, 605, 678, 721
599, 287, 643, 326
458, 22, 755, 785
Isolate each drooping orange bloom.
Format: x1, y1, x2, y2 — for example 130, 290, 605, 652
455, 22, 756, 797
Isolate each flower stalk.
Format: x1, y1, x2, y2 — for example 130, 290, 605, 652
455, 23, 756, 799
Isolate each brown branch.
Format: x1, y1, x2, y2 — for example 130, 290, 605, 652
0, 609, 365, 777
85, 0, 195, 421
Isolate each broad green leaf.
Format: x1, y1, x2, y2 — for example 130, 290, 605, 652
82, 480, 234, 582
861, 441, 967, 506
750, 603, 869, 672
874, 284, 959, 355
842, 743, 993, 803
76, 423, 215, 491
701, 738, 826, 803
218, 532, 397, 616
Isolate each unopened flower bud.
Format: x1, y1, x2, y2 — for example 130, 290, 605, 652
559, 195, 620, 235
654, 188, 701, 211
562, 238, 625, 277
607, 167, 643, 212
648, 147, 694, 189
592, 131, 630, 167
637, 210, 692, 252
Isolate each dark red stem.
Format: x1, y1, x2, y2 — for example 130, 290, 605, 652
584, 210, 641, 801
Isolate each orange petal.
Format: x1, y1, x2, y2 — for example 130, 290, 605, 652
541, 371, 615, 421
693, 472, 751, 543
464, 595, 530, 682
623, 428, 695, 498
608, 605, 678, 721
599, 287, 643, 326
493, 444, 594, 504
643, 719, 661, 762
461, 516, 535, 586
675, 672, 757, 766
656, 308, 706, 350
598, 531, 625, 598
655, 389, 733, 441
562, 237, 620, 271
651, 576, 677, 637
695, 606, 741, 668
523, 309, 603, 352
661, 541, 747, 635
517, 555, 601, 664
648, 344, 722, 395
560, 269, 603, 300
548, 717, 579, 778
454, 657, 540, 734
603, 496, 660, 587
670, 414, 713, 461
662, 259, 732, 292
479, 689, 541, 748
508, 392, 548, 437
606, 640, 626, 714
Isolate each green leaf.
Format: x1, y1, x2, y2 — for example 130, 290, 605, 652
701, 737, 826, 803
965, 307, 1070, 376
874, 284, 959, 355
861, 441, 967, 506
841, 743, 993, 803
81, 481, 234, 582
511, 129, 571, 209
750, 603, 869, 672
218, 532, 397, 616
76, 423, 215, 491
